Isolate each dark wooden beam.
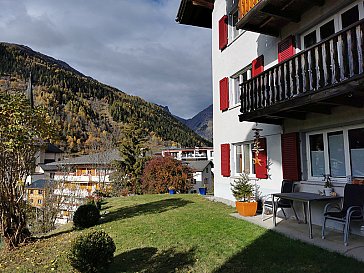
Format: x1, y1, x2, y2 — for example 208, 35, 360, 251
261, 6, 301, 23
296, 105, 332, 115
325, 97, 364, 108
270, 111, 306, 120
302, 0, 324, 6
192, 0, 214, 10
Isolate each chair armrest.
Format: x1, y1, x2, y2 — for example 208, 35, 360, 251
346, 206, 363, 219
323, 202, 342, 213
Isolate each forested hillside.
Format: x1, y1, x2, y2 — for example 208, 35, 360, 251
0, 43, 210, 153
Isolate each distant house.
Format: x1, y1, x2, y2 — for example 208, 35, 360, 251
186, 160, 214, 193
27, 143, 64, 184
26, 179, 48, 208
162, 147, 214, 162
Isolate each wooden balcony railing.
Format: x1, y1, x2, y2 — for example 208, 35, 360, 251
238, 0, 260, 19
240, 19, 364, 121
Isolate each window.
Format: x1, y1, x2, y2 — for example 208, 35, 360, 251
30, 190, 34, 194
38, 190, 43, 194
304, 30, 317, 49
349, 128, 364, 177
38, 199, 42, 205
341, 5, 359, 29
307, 126, 364, 180
320, 20, 335, 40
328, 132, 345, 177
234, 142, 255, 175
231, 67, 251, 106
229, 9, 242, 42
227, 0, 242, 43
309, 134, 325, 177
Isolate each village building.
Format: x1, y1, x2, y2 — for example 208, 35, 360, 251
162, 147, 214, 162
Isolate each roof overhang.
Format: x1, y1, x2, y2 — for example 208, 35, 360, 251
176, 0, 214, 28
236, 0, 324, 37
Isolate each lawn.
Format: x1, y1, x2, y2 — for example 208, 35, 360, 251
1, 194, 364, 273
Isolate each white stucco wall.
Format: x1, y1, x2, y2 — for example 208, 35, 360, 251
212, 0, 283, 202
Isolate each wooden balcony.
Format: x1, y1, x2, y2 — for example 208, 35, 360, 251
236, 0, 324, 36
239, 20, 364, 125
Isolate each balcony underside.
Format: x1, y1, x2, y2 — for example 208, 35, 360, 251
239, 76, 364, 125
236, 0, 324, 36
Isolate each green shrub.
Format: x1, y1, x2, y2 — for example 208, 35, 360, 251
73, 204, 100, 229
69, 230, 116, 273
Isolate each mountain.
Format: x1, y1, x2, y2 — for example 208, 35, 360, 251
0, 42, 211, 153
182, 105, 213, 142
160, 104, 213, 142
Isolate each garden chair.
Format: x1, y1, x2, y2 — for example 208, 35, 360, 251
322, 183, 364, 246
262, 180, 299, 221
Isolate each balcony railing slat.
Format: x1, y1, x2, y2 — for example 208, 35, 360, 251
360, 24, 364, 74
240, 21, 364, 116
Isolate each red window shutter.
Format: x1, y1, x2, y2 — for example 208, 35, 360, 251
281, 133, 301, 181
219, 77, 229, 111
252, 55, 264, 77
278, 35, 296, 63
255, 138, 268, 179
219, 15, 228, 50
221, 144, 230, 177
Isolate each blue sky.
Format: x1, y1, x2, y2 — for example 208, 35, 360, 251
0, 0, 212, 118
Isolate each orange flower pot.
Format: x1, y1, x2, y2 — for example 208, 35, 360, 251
235, 201, 257, 217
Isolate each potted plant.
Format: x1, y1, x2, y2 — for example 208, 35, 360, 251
231, 173, 257, 217
323, 174, 333, 196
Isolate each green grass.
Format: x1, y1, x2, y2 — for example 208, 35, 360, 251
1, 194, 364, 272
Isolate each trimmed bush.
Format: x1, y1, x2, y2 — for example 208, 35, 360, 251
69, 230, 116, 273
73, 204, 100, 229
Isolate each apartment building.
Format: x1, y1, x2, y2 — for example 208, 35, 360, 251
177, 0, 364, 228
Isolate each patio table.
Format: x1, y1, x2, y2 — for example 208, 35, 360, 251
272, 192, 342, 239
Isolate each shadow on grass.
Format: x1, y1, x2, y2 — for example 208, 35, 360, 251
213, 230, 364, 273
34, 226, 74, 241
107, 247, 196, 273
102, 198, 193, 223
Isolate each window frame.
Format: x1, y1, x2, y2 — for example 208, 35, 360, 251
230, 66, 251, 107
305, 124, 364, 182
228, 8, 243, 43
233, 141, 256, 177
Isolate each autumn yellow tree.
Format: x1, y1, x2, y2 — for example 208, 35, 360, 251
0, 91, 56, 249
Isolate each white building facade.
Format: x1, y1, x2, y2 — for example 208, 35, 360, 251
177, 0, 364, 230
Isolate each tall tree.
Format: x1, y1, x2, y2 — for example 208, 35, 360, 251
0, 92, 55, 249
111, 122, 149, 195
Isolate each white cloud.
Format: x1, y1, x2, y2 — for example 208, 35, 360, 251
0, 0, 212, 118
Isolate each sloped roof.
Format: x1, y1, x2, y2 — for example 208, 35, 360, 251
46, 143, 63, 153
186, 160, 213, 172
26, 179, 50, 189
39, 164, 59, 171
47, 149, 122, 166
